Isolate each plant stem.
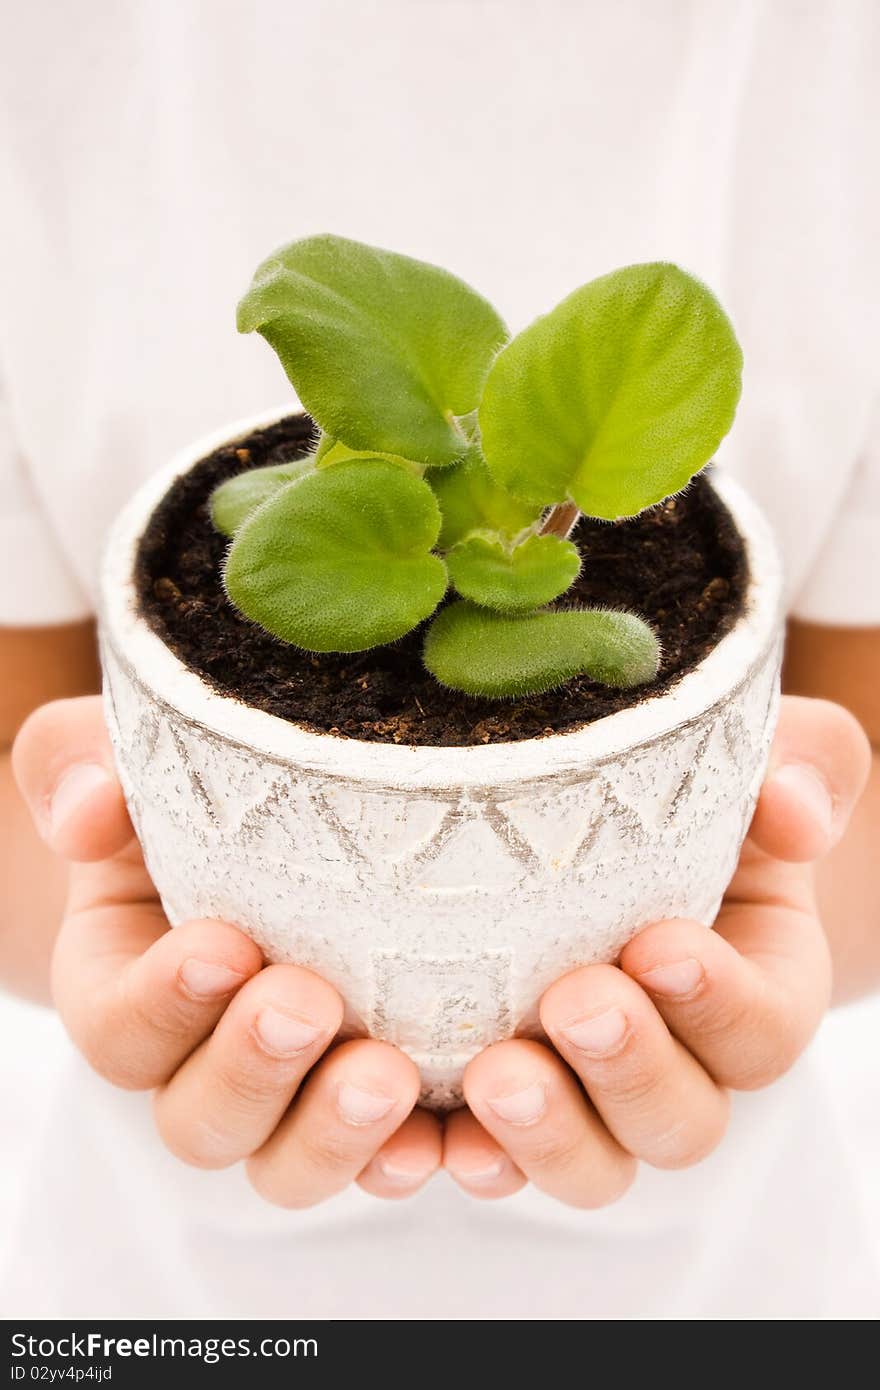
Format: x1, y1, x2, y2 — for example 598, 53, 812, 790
448, 407, 480, 444
540, 501, 580, 539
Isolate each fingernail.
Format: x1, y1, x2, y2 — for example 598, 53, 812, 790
378, 1158, 429, 1188
772, 763, 834, 838
337, 1083, 396, 1126
450, 1158, 506, 1185
253, 1007, 323, 1057
179, 958, 248, 999
637, 958, 705, 1000
486, 1083, 546, 1126
49, 763, 112, 836
559, 1006, 630, 1056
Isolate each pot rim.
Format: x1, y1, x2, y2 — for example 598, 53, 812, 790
100, 404, 784, 790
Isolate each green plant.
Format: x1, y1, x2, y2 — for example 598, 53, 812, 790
212, 235, 742, 698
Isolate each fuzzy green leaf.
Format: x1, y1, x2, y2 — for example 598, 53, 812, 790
315, 437, 422, 473
479, 262, 742, 519
210, 458, 315, 538
430, 448, 541, 549
224, 460, 448, 652
313, 432, 336, 463
238, 234, 508, 467
423, 602, 660, 697
447, 534, 580, 613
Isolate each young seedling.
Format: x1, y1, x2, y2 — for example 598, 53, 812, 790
212, 235, 742, 698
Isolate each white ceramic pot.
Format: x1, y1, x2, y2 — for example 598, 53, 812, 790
100, 408, 784, 1108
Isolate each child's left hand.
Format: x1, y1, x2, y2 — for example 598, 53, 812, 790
443, 696, 870, 1204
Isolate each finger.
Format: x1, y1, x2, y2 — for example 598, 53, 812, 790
52, 909, 263, 1090
357, 1108, 444, 1200
463, 1040, 636, 1209
620, 903, 831, 1091
443, 1107, 526, 1199
153, 964, 343, 1168
750, 696, 870, 862
246, 1039, 419, 1209
540, 964, 729, 1169
12, 695, 133, 861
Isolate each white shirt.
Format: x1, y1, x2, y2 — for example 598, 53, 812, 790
1, 0, 879, 1319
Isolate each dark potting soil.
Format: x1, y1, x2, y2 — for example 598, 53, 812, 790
135, 413, 748, 746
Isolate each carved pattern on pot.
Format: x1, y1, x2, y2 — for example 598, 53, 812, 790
101, 630, 781, 1108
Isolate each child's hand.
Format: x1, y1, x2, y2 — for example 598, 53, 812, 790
443, 696, 871, 1205
13, 697, 441, 1206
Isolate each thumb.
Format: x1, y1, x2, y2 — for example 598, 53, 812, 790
749, 695, 871, 863
12, 695, 133, 862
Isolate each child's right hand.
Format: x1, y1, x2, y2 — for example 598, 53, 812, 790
13, 697, 442, 1206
